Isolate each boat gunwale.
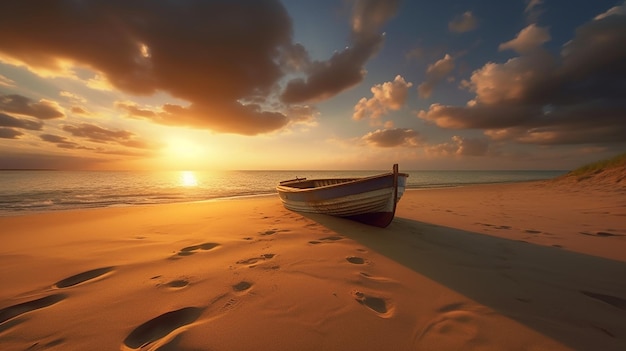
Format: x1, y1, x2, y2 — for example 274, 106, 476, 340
276, 172, 409, 194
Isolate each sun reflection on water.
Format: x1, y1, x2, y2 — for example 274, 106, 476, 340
180, 171, 198, 187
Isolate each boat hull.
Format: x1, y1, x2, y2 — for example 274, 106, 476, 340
276, 168, 407, 228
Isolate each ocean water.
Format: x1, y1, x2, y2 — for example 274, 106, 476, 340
0, 169, 566, 215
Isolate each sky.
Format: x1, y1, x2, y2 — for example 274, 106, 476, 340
0, 0, 625, 171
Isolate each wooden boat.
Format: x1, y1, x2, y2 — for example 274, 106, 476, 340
276, 164, 408, 228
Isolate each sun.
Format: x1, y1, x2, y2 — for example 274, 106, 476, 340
180, 171, 198, 186
162, 137, 210, 170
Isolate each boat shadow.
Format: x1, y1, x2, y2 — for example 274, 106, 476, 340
299, 213, 626, 350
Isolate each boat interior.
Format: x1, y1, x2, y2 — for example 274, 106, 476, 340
279, 178, 357, 189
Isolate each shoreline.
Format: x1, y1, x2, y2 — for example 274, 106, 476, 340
1, 180, 625, 350
0, 178, 553, 218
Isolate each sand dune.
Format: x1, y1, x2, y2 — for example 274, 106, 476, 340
1, 179, 625, 350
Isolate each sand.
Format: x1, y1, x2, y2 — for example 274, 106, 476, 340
1, 180, 625, 350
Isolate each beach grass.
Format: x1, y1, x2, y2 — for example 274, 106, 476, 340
565, 152, 626, 180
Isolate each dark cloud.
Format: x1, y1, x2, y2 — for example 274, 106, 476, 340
0, 127, 23, 139
0, 0, 397, 135
0, 1, 295, 135
0, 94, 64, 120
280, 0, 401, 103
63, 124, 133, 143
40, 133, 87, 149
40, 134, 70, 144
40, 132, 155, 157
0, 112, 44, 130
419, 8, 626, 146
62, 123, 156, 149
362, 128, 421, 147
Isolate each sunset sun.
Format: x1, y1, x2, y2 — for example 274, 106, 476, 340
162, 137, 210, 170
180, 170, 198, 186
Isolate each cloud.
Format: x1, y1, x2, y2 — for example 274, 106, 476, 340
0, 74, 14, 87
62, 123, 156, 149
353, 75, 412, 122
594, 2, 626, 20
70, 106, 89, 115
116, 101, 289, 135
418, 8, 626, 146
362, 128, 421, 147
499, 24, 550, 54
418, 54, 455, 98
0, 1, 401, 135
0, 94, 64, 119
0, 1, 307, 135
0, 112, 44, 130
449, 11, 478, 33
280, 0, 401, 103
0, 127, 23, 139
59, 91, 86, 104
116, 102, 157, 119
285, 105, 319, 129
460, 51, 556, 106
39, 133, 155, 156
39, 133, 88, 149
559, 2, 626, 81
426, 136, 489, 157
524, 0, 544, 22
525, 0, 542, 13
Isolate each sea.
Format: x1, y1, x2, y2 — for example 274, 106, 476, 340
0, 169, 567, 216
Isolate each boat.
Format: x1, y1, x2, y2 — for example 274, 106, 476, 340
276, 164, 408, 228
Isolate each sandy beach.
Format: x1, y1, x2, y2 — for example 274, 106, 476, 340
1, 179, 625, 350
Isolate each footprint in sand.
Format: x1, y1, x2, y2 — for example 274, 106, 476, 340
165, 279, 189, 289
309, 236, 344, 245
232, 281, 253, 292
476, 223, 512, 230
54, 266, 114, 288
236, 253, 275, 267
171, 242, 220, 258
0, 294, 66, 324
351, 290, 391, 317
418, 303, 483, 344
346, 256, 366, 265
122, 307, 203, 350
359, 272, 395, 283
